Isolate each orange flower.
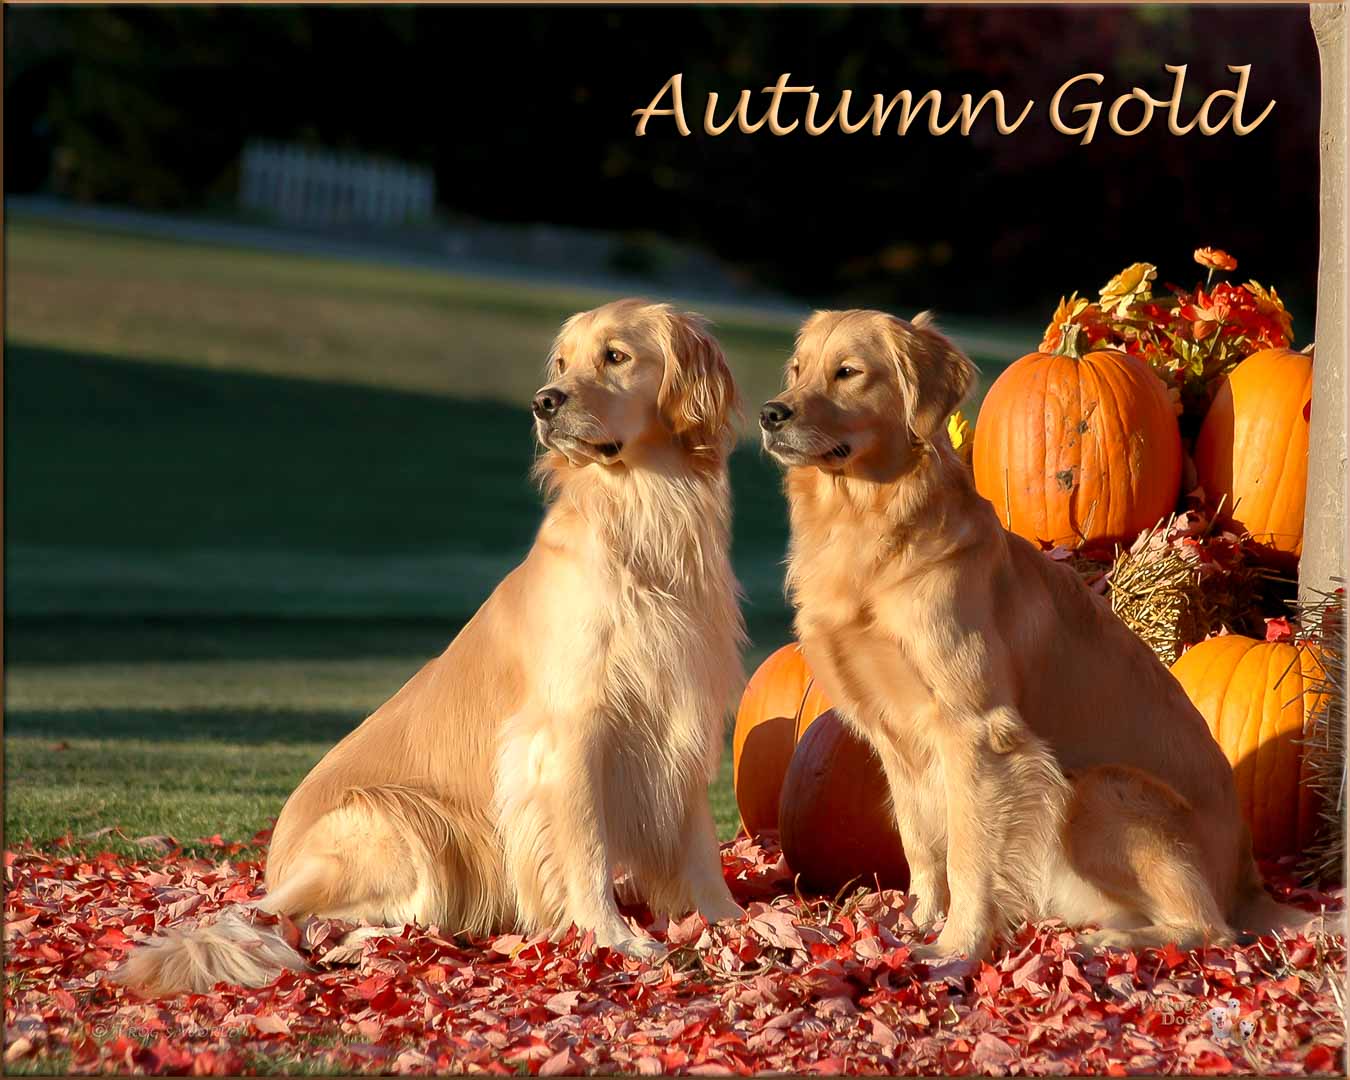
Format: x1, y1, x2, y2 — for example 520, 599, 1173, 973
1193, 247, 1237, 272
1040, 293, 1110, 353
1243, 280, 1294, 345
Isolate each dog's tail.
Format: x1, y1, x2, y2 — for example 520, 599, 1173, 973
111, 908, 306, 995
1230, 843, 1334, 939
1233, 884, 1324, 938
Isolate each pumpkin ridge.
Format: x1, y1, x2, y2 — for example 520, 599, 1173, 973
1091, 353, 1125, 539
1034, 355, 1057, 543
1273, 644, 1307, 847
1074, 352, 1099, 542
1295, 648, 1325, 846
1247, 366, 1290, 539
1188, 636, 1242, 738
1256, 644, 1286, 850
1240, 646, 1271, 840
1213, 639, 1255, 826
1266, 372, 1307, 548
1274, 642, 1303, 850
1248, 360, 1283, 527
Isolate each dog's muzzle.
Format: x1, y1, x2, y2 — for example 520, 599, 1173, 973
759, 400, 794, 432
532, 387, 568, 419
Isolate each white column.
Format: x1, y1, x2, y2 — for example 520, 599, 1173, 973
1303, 4, 1348, 602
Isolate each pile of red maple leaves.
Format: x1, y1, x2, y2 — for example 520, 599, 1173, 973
5, 831, 1345, 1075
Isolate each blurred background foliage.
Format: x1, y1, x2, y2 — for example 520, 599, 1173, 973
4, 5, 1322, 318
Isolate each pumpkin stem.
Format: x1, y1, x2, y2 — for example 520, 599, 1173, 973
1050, 321, 1085, 359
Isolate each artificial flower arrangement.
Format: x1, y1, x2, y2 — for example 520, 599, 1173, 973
1040, 247, 1296, 422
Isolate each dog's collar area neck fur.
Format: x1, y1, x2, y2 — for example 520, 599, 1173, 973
793, 445, 976, 547
545, 458, 733, 583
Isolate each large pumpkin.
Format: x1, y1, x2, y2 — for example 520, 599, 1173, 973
778, 710, 908, 894
1170, 634, 1327, 857
1194, 348, 1312, 563
732, 645, 832, 838
973, 331, 1182, 548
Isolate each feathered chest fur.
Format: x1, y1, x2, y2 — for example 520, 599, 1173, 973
549, 464, 746, 741
784, 457, 982, 633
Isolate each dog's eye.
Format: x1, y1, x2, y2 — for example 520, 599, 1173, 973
835, 365, 860, 380
554, 357, 567, 373
605, 348, 630, 365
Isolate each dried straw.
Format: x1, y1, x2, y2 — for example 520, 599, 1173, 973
1296, 581, 1346, 884
1106, 517, 1260, 667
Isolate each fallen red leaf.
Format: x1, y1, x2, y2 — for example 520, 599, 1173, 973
1, 836, 1342, 1075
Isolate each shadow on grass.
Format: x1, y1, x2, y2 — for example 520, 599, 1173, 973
5, 341, 796, 660
6, 611, 796, 666
7, 706, 364, 745
4, 342, 543, 558
5, 615, 459, 664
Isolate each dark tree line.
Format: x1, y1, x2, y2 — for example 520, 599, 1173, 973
4, 6, 1322, 323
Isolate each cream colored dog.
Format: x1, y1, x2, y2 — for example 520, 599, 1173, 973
760, 307, 1308, 968
117, 299, 746, 994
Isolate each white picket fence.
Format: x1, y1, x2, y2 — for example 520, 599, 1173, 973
238, 140, 435, 226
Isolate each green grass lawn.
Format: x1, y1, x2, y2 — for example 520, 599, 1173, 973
4, 216, 1025, 854
4, 651, 739, 858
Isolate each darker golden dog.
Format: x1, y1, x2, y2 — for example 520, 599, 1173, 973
761, 307, 1309, 967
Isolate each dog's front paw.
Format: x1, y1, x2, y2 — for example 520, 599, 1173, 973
909, 940, 980, 981
1075, 928, 1139, 954
909, 891, 948, 929
909, 921, 991, 980
906, 871, 950, 929
697, 898, 746, 925
606, 934, 667, 963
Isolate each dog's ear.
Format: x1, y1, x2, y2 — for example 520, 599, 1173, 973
658, 310, 739, 461
884, 311, 976, 443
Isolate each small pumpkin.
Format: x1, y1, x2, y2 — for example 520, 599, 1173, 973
1170, 634, 1328, 857
973, 325, 1182, 548
732, 644, 832, 839
1194, 347, 1312, 563
778, 710, 908, 894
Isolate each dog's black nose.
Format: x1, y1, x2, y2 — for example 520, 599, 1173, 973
533, 387, 568, 419
760, 400, 794, 431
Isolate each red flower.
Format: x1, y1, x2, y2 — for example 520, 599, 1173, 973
1264, 616, 1295, 643
1178, 287, 1230, 341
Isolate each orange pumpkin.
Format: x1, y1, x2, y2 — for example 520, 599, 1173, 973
1194, 348, 1312, 563
1170, 635, 1328, 857
732, 644, 832, 838
778, 710, 908, 894
973, 330, 1182, 548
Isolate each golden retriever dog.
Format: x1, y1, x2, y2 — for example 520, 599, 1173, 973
116, 299, 747, 994
759, 307, 1309, 968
